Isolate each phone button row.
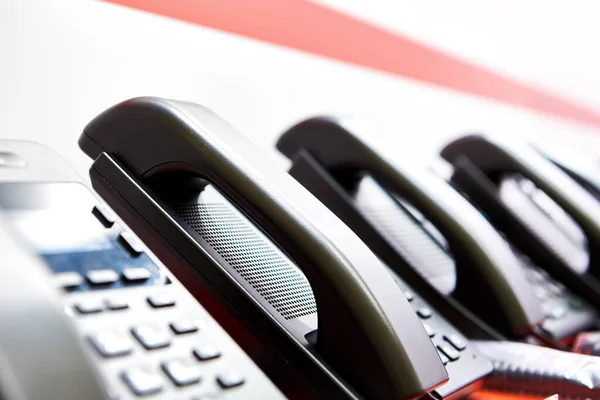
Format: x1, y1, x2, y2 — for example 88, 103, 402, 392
74, 298, 129, 314
85, 268, 153, 286
90, 319, 205, 357
75, 293, 176, 315
122, 365, 245, 396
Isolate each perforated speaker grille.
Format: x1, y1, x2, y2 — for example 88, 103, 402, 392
353, 176, 457, 295
172, 200, 317, 320
498, 175, 589, 274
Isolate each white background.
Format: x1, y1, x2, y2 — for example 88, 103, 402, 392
1, 0, 600, 182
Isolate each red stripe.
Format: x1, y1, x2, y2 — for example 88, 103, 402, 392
104, 0, 600, 127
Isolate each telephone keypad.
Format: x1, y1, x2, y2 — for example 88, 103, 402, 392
40, 214, 162, 293
53, 202, 284, 399
522, 254, 575, 307
389, 270, 470, 361
518, 250, 598, 339
68, 281, 278, 398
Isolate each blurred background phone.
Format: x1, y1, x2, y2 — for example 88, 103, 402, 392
441, 135, 600, 346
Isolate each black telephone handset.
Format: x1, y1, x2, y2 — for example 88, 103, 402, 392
0, 140, 284, 400
441, 135, 600, 317
78, 97, 448, 399
277, 118, 499, 398
277, 117, 544, 342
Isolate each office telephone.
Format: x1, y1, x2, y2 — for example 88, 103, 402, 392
276, 117, 548, 346
77, 97, 451, 399
0, 140, 284, 399
441, 135, 600, 343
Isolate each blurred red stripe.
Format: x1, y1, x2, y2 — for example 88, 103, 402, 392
104, 0, 600, 127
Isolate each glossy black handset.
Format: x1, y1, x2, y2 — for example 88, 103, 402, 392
277, 117, 544, 342
441, 135, 600, 343
277, 117, 513, 397
78, 97, 448, 400
0, 140, 284, 400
